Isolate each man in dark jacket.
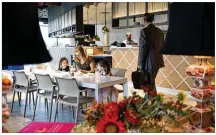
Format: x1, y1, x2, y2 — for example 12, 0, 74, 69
138, 13, 165, 97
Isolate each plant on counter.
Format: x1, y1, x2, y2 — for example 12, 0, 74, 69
73, 92, 188, 133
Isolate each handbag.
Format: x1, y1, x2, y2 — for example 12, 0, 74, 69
132, 30, 153, 91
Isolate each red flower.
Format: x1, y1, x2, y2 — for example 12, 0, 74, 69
104, 102, 119, 118
119, 99, 129, 109
125, 109, 140, 125
96, 116, 126, 133
141, 85, 151, 93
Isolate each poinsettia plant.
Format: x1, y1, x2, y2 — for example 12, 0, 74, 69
75, 92, 188, 133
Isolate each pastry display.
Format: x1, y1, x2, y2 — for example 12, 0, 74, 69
190, 89, 212, 100
184, 56, 214, 132
186, 65, 214, 78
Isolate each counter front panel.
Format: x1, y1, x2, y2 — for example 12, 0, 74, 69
112, 47, 215, 91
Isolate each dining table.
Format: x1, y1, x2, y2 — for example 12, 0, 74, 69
3, 69, 129, 103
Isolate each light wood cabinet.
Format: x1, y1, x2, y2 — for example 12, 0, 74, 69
148, 2, 168, 13
129, 2, 146, 16
113, 2, 127, 18
112, 2, 169, 29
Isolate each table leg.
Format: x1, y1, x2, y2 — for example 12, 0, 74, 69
123, 82, 128, 99
95, 86, 99, 103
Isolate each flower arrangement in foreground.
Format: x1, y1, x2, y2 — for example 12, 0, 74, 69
73, 92, 188, 133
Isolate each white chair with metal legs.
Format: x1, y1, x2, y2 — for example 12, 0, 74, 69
109, 68, 126, 101
54, 77, 94, 124
32, 74, 57, 122
11, 71, 37, 117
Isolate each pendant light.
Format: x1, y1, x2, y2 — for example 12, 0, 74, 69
93, 3, 100, 41
102, 2, 109, 33
84, 4, 92, 42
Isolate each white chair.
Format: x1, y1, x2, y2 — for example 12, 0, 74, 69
32, 74, 57, 122
111, 68, 126, 92
11, 71, 37, 117
54, 77, 94, 124
109, 68, 126, 102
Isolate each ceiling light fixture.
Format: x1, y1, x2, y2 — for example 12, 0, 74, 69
102, 2, 109, 33
84, 4, 92, 42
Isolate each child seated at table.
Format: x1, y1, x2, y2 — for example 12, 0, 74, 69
58, 57, 70, 72
87, 60, 119, 102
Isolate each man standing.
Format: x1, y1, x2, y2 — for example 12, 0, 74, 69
138, 13, 165, 97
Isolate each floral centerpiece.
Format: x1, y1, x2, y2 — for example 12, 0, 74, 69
73, 92, 188, 133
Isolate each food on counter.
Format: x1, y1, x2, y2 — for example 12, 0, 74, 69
190, 89, 212, 100
186, 65, 215, 78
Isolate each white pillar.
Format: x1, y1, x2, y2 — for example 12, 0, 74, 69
104, 32, 110, 46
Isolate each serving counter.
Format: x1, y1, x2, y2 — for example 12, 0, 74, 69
111, 46, 215, 91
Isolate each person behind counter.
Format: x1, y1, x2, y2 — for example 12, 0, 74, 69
74, 45, 96, 73
123, 33, 138, 45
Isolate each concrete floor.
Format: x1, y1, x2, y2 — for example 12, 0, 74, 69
4, 90, 125, 133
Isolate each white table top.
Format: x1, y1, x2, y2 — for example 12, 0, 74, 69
3, 70, 128, 89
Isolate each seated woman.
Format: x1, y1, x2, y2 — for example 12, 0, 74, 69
87, 60, 119, 102
74, 45, 95, 73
